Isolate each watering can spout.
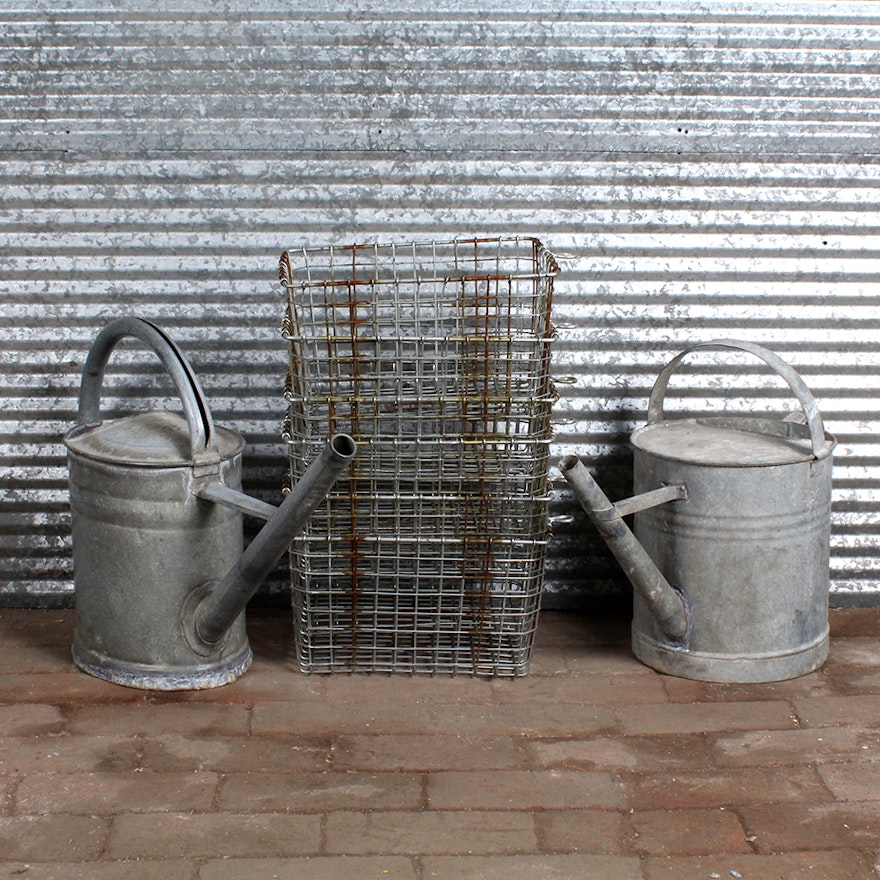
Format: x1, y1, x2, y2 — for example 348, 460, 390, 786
187, 433, 357, 652
559, 455, 688, 643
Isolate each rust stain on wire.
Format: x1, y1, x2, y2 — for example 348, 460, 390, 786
281, 237, 558, 675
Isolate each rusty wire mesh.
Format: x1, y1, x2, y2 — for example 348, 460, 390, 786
280, 237, 558, 674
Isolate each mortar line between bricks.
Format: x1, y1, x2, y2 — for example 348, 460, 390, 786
614, 768, 631, 813
810, 761, 842, 803
101, 811, 122, 860
212, 772, 227, 812
319, 811, 328, 855
516, 734, 537, 770
94, 815, 114, 860
58, 703, 74, 735
659, 677, 677, 702
620, 804, 638, 857
732, 805, 762, 854
4, 775, 22, 817
133, 733, 147, 771
529, 810, 543, 853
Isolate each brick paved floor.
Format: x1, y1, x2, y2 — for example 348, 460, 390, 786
0, 607, 878, 879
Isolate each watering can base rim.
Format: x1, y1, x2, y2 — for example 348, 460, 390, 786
632, 628, 829, 683
72, 643, 253, 691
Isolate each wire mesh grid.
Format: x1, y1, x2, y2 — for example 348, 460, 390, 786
280, 237, 558, 675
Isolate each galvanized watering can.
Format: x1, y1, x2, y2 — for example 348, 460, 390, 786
561, 340, 836, 683
64, 317, 356, 690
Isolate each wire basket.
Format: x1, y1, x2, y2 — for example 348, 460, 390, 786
280, 237, 558, 675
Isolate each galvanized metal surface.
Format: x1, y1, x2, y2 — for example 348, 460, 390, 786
67, 318, 357, 688
67, 339, 253, 689
564, 342, 835, 682
631, 443, 833, 681
2, 1, 880, 607
559, 455, 691, 643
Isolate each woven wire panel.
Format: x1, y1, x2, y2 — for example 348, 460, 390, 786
281, 237, 558, 675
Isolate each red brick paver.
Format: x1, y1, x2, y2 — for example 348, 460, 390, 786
0, 607, 877, 879
422, 854, 644, 879
642, 850, 874, 880
740, 801, 880, 853
630, 807, 752, 856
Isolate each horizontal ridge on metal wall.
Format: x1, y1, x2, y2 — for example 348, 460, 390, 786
1, 1, 878, 606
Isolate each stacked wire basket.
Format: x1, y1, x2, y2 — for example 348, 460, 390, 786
280, 237, 558, 675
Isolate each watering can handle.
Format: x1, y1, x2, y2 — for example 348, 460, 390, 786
646, 339, 829, 458
78, 317, 217, 460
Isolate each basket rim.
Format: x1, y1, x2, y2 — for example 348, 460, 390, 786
279, 235, 561, 288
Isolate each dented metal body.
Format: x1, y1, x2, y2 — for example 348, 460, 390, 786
631, 431, 833, 682
65, 318, 355, 690
67, 414, 252, 689
563, 340, 836, 683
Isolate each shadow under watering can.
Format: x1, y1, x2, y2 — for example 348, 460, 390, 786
561, 340, 836, 683
64, 317, 356, 690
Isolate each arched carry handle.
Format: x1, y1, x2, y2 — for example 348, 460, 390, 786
78, 317, 218, 461
646, 339, 830, 459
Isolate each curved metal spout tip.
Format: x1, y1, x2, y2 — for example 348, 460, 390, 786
189, 434, 358, 650
329, 433, 357, 461
559, 454, 580, 473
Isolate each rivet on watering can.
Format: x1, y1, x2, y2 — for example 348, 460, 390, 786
561, 339, 836, 684
64, 317, 356, 690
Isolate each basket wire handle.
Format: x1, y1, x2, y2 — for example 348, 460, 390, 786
646, 339, 830, 459
78, 316, 218, 462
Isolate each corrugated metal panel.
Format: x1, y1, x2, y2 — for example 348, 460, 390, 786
1, 1, 879, 607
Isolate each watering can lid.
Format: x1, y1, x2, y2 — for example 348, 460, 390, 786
64, 411, 244, 467
631, 416, 835, 467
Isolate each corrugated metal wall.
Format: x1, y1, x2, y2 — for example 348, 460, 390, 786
2, 1, 879, 608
